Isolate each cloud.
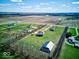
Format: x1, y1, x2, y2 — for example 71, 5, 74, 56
10, 0, 23, 2
0, 4, 11, 7
19, 4, 55, 13
62, 4, 70, 7
39, 3, 49, 5
72, 1, 79, 4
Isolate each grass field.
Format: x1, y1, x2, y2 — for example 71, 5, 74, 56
68, 28, 77, 36
59, 41, 79, 59
12, 26, 64, 59
0, 22, 42, 59
0, 22, 40, 42
59, 28, 79, 59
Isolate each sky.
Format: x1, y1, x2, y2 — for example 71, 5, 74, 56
0, 0, 79, 13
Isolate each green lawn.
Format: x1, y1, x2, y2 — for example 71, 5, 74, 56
77, 28, 79, 33
59, 28, 79, 59
59, 41, 79, 59
68, 28, 77, 36
0, 22, 34, 32
13, 26, 64, 59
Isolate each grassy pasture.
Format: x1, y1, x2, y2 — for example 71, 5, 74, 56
13, 26, 64, 59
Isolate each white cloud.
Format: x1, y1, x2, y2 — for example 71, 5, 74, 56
10, 0, 23, 2
39, 3, 50, 6
72, 1, 79, 4
19, 4, 55, 13
0, 4, 11, 7
20, 6, 32, 9
62, 4, 70, 7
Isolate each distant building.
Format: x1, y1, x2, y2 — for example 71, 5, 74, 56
36, 31, 44, 36
27, 30, 32, 33
40, 41, 54, 53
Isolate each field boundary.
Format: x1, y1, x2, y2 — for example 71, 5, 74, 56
51, 26, 68, 59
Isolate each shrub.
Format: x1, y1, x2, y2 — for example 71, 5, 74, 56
66, 32, 72, 38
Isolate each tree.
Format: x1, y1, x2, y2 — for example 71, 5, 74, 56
66, 32, 72, 38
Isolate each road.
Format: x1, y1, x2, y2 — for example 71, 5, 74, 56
51, 26, 68, 59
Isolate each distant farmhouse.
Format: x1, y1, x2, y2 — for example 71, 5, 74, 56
36, 31, 44, 36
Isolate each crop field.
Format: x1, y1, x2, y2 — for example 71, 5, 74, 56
0, 22, 44, 59
59, 20, 79, 28
11, 26, 64, 59
0, 22, 41, 42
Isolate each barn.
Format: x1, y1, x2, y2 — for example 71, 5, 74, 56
40, 41, 54, 53
36, 31, 44, 36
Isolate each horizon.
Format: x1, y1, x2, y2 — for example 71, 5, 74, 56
0, 11, 79, 13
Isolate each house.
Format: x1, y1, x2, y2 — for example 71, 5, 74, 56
27, 30, 32, 33
67, 36, 75, 44
40, 41, 54, 53
36, 31, 44, 36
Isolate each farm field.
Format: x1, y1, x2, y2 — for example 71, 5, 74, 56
58, 20, 79, 28
0, 22, 42, 43
0, 22, 44, 59
11, 26, 64, 59
0, 16, 79, 59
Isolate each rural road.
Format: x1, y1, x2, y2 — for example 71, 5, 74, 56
51, 26, 68, 59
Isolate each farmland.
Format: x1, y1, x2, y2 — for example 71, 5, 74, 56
59, 27, 79, 59
0, 15, 79, 59
0, 20, 65, 59
11, 26, 64, 59
0, 22, 46, 59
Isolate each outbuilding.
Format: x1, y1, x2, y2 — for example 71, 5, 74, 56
40, 41, 54, 53
36, 31, 44, 36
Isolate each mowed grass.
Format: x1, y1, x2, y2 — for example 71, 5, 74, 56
14, 26, 64, 59
59, 42, 79, 59
68, 28, 77, 36
59, 28, 79, 59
